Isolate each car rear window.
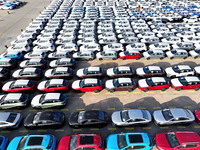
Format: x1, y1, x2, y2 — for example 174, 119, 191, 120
166, 132, 180, 148
6, 113, 17, 123
80, 136, 94, 145
27, 137, 43, 146
128, 134, 143, 143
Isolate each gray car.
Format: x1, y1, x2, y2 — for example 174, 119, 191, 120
153, 108, 195, 126
111, 109, 152, 127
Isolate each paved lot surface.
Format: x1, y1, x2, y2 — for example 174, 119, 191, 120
1, 1, 200, 150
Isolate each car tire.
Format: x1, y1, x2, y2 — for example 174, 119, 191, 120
177, 88, 182, 91
160, 57, 164, 60
170, 57, 174, 60
122, 57, 126, 60
128, 88, 133, 92
94, 89, 100, 93
89, 58, 93, 61
109, 89, 115, 93
136, 57, 140, 60
143, 88, 149, 92
194, 56, 198, 59
183, 57, 187, 59
99, 58, 103, 61
112, 58, 117, 60
161, 88, 167, 91
195, 87, 200, 91
147, 57, 150, 60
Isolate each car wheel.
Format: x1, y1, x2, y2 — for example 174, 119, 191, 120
195, 87, 200, 91
170, 57, 174, 60
160, 57, 164, 60
109, 89, 115, 93
128, 88, 133, 92
183, 57, 187, 59
112, 57, 117, 60
99, 58, 103, 61
143, 88, 149, 92
194, 56, 198, 59
177, 88, 182, 91
122, 57, 126, 60
136, 57, 140, 60
161, 88, 167, 91
147, 57, 150, 60
94, 89, 100, 93
89, 58, 93, 61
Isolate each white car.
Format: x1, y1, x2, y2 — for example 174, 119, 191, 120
183, 16, 199, 23
137, 32, 155, 38
194, 66, 200, 76
0, 5, 13, 9
161, 36, 182, 44
32, 39, 54, 46
99, 37, 118, 44
165, 65, 194, 78
98, 32, 116, 40
10, 39, 32, 46
57, 44, 78, 53
136, 66, 165, 78
31, 93, 67, 109
73, 51, 95, 60
20, 59, 46, 68
0, 112, 22, 128
149, 43, 171, 51
24, 51, 46, 59
183, 36, 200, 43
49, 58, 76, 68
76, 67, 104, 78
141, 37, 160, 44
106, 66, 135, 78
176, 31, 196, 38
37, 34, 57, 41
45, 67, 73, 79
143, 50, 165, 60
166, 49, 188, 59
126, 43, 147, 51
57, 34, 76, 40
7, 45, 31, 53
78, 33, 95, 39
79, 43, 101, 52
48, 51, 70, 59
119, 37, 139, 44
55, 39, 75, 45
32, 45, 55, 53
77, 38, 97, 46
103, 43, 124, 52
96, 51, 118, 60
12, 68, 42, 79
189, 49, 200, 59
17, 33, 37, 41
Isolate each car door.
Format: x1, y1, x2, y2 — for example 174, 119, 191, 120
176, 144, 200, 149
81, 84, 95, 92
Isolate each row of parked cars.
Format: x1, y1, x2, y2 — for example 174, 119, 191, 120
2, 131, 200, 150
0, 0, 22, 9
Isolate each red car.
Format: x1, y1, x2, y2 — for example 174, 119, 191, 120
37, 79, 69, 92
71, 78, 102, 93
2, 80, 36, 93
195, 110, 200, 124
138, 77, 170, 92
58, 134, 104, 150
155, 131, 200, 150
171, 76, 200, 91
119, 50, 141, 60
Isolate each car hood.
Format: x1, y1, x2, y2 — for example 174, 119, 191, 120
138, 79, 148, 88
111, 111, 122, 124
153, 110, 166, 124
31, 95, 42, 106
106, 68, 114, 76
72, 80, 81, 89
58, 136, 71, 150
37, 81, 46, 90
12, 70, 21, 78
6, 136, 23, 150
165, 67, 174, 75
69, 112, 79, 125
166, 51, 173, 56
155, 133, 171, 149
136, 68, 145, 76
171, 78, 182, 87
2, 81, 12, 91
45, 69, 52, 77
72, 53, 78, 58
49, 60, 56, 67
105, 80, 115, 89
77, 69, 84, 77
106, 134, 119, 150
19, 61, 27, 68
119, 52, 125, 57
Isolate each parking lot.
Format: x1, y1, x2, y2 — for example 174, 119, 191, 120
1, 0, 200, 149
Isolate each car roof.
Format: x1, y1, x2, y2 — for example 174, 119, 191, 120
175, 132, 200, 144
128, 109, 143, 119
14, 80, 29, 85
59, 58, 71, 62
25, 135, 49, 148
23, 68, 37, 72
84, 78, 98, 84
5, 93, 22, 100
177, 65, 192, 70
118, 78, 132, 83
55, 67, 68, 72
126, 133, 150, 145
118, 66, 131, 71
87, 67, 100, 72
185, 76, 200, 82
147, 66, 161, 71
170, 108, 189, 118
29, 59, 41, 62
44, 93, 61, 100
49, 79, 64, 85
151, 77, 166, 83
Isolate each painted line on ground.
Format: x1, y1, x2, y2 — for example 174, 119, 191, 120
160, 91, 167, 93
142, 127, 151, 129
19, 130, 28, 133
55, 129, 64, 132
125, 127, 134, 130
123, 108, 130, 110
146, 91, 154, 94
173, 91, 180, 93
105, 92, 113, 95
153, 107, 161, 109
29, 109, 37, 112
194, 126, 200, 128
160, 127, 169, 129
77, 93, 84, 95
107, 108, 115, 110
187, 91, 195, 93
168, 106, 176, 108
13, 110, 21, 112
90, 128, 99, 131
91, 108, 100, 110
37, 130, 47, 132
132, 92, 140, 94
177, 126, 186, 129
92, 93, 99, 95
119, 92, 127, 94
1, 131, 10, 133
184, 106, 192, 108
45, 109, 53, 111
138, 107, 146, 109
108, 128, 116, 131
73, 129, 82, 131
60, 109, 69, 111
66, 93, 71, 95
76, 108, 84, 111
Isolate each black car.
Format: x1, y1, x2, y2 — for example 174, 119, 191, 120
24, 111, 65, 129
69, 110, 108, 128
0, 68, 10, 80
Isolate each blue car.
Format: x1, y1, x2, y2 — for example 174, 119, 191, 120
3, 2, 16, 8
0, 52, 23, 60
0, 136, 8, 150
107, 132, 153, 150
7, 134, 56, 150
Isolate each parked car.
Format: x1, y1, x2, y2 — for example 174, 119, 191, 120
153, 108, 195, 126
194, 110, 200, 124
126, 43, 147, 52
76, 67, 104, 78
24, 51, 46, 59
105, 78, 136, 92
72, 78, 102, 93
31, 93, 67, 109
2, 80, 36, 93
37, 79, 69, 93
58, 134, 104, 150
96, 51, 118, 60
107, 132, 153, 150
107, 66, 135, 78
149, 42, 171, 51
119, 50, 141, 60
49, 58, 76, 68
0, 93, 29, 109
165, 65, 194, 78
155, 131, 200, 150
45, 67, 73, 79
136, 66, 165, 78
143, 50, 165, 60
0, 68, 10, 80
73, 51, 95, 60
48, 51, 70, 59
24, 111, 65, 129
20, 58, 47, 68
166, 49, 188, 59
172, 42, 194, 50
111, 109, 152, 127
7, 134, 56, 150
12, 68, 42, 79
189, 49, 200, 59
0, 52, 23, 60
138, 77, 170, 92
69, 110, 108, 128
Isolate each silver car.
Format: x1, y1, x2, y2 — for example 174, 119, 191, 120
0, 112, 22, 129
153, 108, 195, 126
96, 51, 118, 60
111, 109, 152, 127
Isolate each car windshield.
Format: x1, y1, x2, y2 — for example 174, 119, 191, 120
146, 78, 154, 86
142, 110, 149, 120
124, 51, 129, 55
80, 80, 85, 87
162, 109, 174, 121
121, 110, 130, 122
83, 68, 88, 74
148, 51, 153, 55
143, 67, 150, 73
69, 135, 78, 150
178, 77, 188, 86
17, 136, 28, 150
113, 79, 119, 87
195, 50, 200, 53
171, 50, 177, 54
113, 67, 119, 74
166, 132, 180, 148
20, 94, 27, 102
117, 134, 127, 149
172, 66, 180, 72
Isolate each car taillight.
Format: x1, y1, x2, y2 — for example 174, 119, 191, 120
22, 103, 25, 105
62, 102, 65, 104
